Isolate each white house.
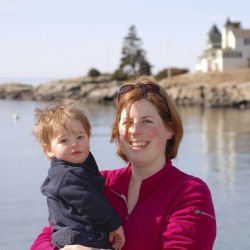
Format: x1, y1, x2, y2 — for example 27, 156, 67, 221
196, 18, 250, 72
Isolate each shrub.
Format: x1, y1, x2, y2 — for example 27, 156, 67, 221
155, 67, 189, 81
87, 68, 101, 77
111, 69, 128, 81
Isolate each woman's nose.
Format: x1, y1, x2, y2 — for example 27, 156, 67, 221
129, 122, 142, 134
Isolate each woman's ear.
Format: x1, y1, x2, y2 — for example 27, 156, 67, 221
43, 144, 54, 159
167, 130, 174, 140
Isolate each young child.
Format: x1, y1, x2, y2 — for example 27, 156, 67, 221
33, 99, 125, 250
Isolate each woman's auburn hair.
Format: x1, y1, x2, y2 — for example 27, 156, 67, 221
111, 76, 183, 162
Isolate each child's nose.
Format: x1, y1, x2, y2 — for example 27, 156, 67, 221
72, 141, 78, 147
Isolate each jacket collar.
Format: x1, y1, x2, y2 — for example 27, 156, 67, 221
109, 160, 173, 201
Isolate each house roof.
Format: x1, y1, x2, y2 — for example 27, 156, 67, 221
224, 18, 241, 28
208, 24, 221, 44
209, 25, 221, 35
232, 29, 250, 38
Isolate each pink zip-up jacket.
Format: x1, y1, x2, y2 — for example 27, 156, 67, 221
31, 160, 216, 250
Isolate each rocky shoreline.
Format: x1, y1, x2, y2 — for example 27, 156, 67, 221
1, 69, 250, 109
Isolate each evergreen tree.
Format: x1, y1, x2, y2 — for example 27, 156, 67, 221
114, 25, 151, 79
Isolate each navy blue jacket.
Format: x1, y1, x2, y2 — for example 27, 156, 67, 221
41, 152, 122, 249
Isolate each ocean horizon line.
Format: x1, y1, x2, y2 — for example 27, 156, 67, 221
0, 77, 59, 86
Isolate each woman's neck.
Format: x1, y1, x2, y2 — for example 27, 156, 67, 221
127, 161, 166, 214
131, 160, 166, 181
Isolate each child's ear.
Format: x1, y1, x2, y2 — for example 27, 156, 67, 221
43, 144, 54, 159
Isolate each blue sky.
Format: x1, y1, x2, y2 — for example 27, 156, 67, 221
1, 0, 249, 79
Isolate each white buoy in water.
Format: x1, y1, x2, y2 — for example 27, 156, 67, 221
12, 113, 19, 121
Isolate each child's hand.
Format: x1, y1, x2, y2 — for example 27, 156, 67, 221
61, 245, 93, 250
109, 226, 125, 250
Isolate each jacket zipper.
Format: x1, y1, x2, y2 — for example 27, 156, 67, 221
110, 188, 130, 220
195, 209, 216, 220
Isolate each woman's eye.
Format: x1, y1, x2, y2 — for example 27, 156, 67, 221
60, 139, 67, 143
142, 119, 152, 124
129, 121, 134, 126
121, 121, 132, 126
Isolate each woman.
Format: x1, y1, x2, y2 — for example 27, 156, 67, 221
31, 76, 216, 250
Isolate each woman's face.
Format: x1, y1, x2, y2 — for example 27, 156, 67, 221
118, 99, 173, 169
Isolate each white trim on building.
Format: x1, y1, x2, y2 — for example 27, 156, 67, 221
196, 18, 250, 72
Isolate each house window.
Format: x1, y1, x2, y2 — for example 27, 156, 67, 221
244, 38, 250, 45
236, 52, 242, 58
223, 51, 242, 58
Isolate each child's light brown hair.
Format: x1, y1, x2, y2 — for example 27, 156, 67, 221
33, 98, 91, 154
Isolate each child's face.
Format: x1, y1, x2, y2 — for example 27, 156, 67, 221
45, 119, 90, 164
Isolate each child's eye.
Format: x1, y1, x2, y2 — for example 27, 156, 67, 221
60, 139, 68, 143
77, 135, 84, 140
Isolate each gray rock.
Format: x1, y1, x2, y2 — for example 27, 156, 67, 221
0, 75, 250, 109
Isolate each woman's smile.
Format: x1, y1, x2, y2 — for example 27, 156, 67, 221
119, 99, 170, 169
130, 140, 149, 148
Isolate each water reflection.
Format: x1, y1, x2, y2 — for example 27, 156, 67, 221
206, 108, 249, 187
178, 106, 250, 249
0, 100, 249, 250
179, 106, 250, 186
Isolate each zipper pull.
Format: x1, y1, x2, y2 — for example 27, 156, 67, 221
195, 209, 215, 220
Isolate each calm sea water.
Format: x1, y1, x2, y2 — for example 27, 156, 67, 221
0, 99, 249, 250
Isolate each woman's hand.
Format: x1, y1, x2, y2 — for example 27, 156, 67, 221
61, 245, 94, 250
